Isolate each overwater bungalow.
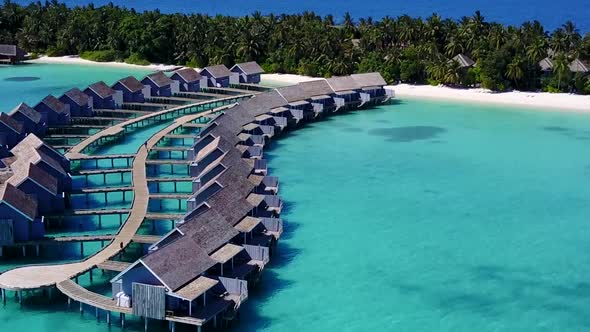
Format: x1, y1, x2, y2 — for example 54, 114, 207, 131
171, 68, 207, 92
112, 76, 146, 103
298, 80, 337, 114
0, 113, 25, 148
142, 71, 176, 97
269, 106, 303, 126
59, 88, 93, 117
253, 176, 279, 195
0, 44, 26, 64
275, 84, 315, 120
326, 76, 362, 110
85, 81, 117, 109
230, 62, 265, 84
34, 95, 71, 126
200, 65, 234, 88
236, 145, 263, 159
12, 134, 70, 171
234, 216, 283, 248
350, 72, 392, 105
110, 209, 250, 327
8, 103, 46, 136
9, 136, 71, 191
0, 182, 43, 248
237, 133, 265, 147
253, 113, 287, 132
247, 193, 283, 217
242, 122, 274, 139
7, 161, 64, 214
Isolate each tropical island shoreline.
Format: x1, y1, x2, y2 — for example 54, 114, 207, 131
29, 55, 590, 112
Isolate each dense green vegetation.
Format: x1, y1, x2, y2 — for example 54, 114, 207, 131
1, 0, 589, 93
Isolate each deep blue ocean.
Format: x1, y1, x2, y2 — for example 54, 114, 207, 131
12, 0, 590, 32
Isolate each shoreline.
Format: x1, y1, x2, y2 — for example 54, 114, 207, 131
29, 55, 179, 71
26, 57, 590, 112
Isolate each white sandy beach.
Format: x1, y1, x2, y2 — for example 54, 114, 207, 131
392, 84, 590, 112
27, 57, 590, 112
261, 74, 590, 112
29, 55, 179, 71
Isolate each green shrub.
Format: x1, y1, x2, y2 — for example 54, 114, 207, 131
80, 50, 117, 62
125, 53, 150, 66
45, 46, 67, 57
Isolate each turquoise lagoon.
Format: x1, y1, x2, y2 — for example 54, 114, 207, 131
0, 63, 152, 111
1, 64, 590, 331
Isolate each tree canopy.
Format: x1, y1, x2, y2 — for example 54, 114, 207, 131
1, 1, 589, 93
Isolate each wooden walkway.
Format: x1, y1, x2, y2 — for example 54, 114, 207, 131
97, 260, 131, 272
0, 108, 222, 291
57, 280, 132, 314
66, 94, 250, 158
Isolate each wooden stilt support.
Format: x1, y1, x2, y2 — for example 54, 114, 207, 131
106, 311, 111, 325
68, 297, 71, 308
144, 317, 148, 332
1, 289, 5, 306
96, 307, 99, 321
80, 301, 83, 314
121, 313, 126, 328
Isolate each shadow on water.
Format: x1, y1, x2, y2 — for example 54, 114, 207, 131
542, 125, 590, 141
388, 264, 590, 328
4, 76, 40, 82
369, 126, 447, 142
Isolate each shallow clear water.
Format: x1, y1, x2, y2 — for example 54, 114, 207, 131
12, 0, 590, 31
2, 67, 590, 330
0, 63, 152, 111
233, 99, 590, 331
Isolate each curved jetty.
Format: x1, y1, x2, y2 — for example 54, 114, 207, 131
0, 69, 394, 331
0, 108, 225, 290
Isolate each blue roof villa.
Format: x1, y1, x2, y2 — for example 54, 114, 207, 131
112, 76, 146, 103
200, 65, 235, 88
230, 62, 265, 84
59, 88, 93, 117
8, 103, 47, 136
171, 68, 207, 92
141, 72, 176, 97
7, 160, 64, 215
85, 81, 116, 109
0, 113, 25, 148
33, 95, 71, 126
0, 182, 43, 246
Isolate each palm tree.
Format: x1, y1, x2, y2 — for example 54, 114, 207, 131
506, 56, 524, 89
552, 53, 569, 90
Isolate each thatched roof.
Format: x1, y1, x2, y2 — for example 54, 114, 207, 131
86, 81, 115, 99
234, 216, 262, 233
210, 243, 243, 263
172, 68, 202, 83
569, 59, 590, 73
173, 276, 218, 301
141, 236, 216, 291
539, 57, 554, 71
231, 62, 265, 75
9, 103, 42, 124
201, 64, 232, 78
298, 80, 335, 97
275, 84, 308, 103
0, 113, 24, 134
10, 144, 67, 176
240, 90, 287, 116
63, 88, 90, 106
0, 182, 37, 220
144, 71, 174, 88
452, 54, 476, 68
326, 76, 361, 92
115, 76, 145, 93
351, 72, 387, 87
